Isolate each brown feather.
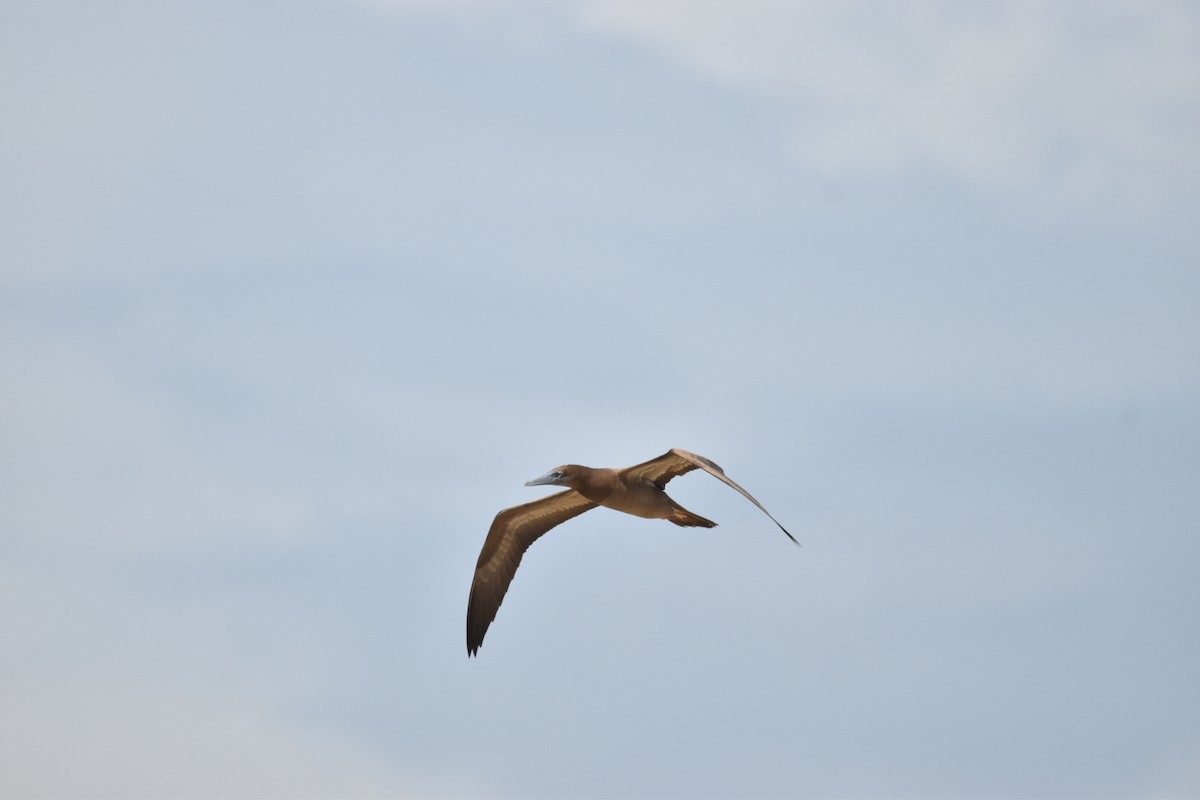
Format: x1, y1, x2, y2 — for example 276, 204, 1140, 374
619, 449, 798, 545
620, 448, 703, 488
467, 489, 597, 655
660, 448, 800, 546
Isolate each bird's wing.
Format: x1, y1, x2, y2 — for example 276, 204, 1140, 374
623, 448, 800, 547
467, 489, 598, 655
621, 448, 703, 488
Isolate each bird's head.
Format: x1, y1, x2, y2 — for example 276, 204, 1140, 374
524, 465, 579, 488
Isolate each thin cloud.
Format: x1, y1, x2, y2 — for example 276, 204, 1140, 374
574, 1, 1200, 212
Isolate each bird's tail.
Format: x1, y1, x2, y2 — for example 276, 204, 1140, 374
668, 507, 717, 528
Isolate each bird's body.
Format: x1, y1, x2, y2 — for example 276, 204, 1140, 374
554, 465, 715, 525
466, 448, 796, 655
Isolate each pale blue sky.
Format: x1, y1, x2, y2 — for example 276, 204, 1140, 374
2, 2, 1198, 797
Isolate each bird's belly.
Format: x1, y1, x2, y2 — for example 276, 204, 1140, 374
597, 487, 673, 520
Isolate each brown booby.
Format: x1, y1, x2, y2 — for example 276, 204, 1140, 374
467, 448, 797, 655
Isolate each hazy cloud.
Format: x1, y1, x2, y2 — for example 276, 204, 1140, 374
360, 1, 1200, 213
576, 1, 1200, 211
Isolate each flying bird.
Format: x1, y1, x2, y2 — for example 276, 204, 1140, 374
467, 448, 797, 655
